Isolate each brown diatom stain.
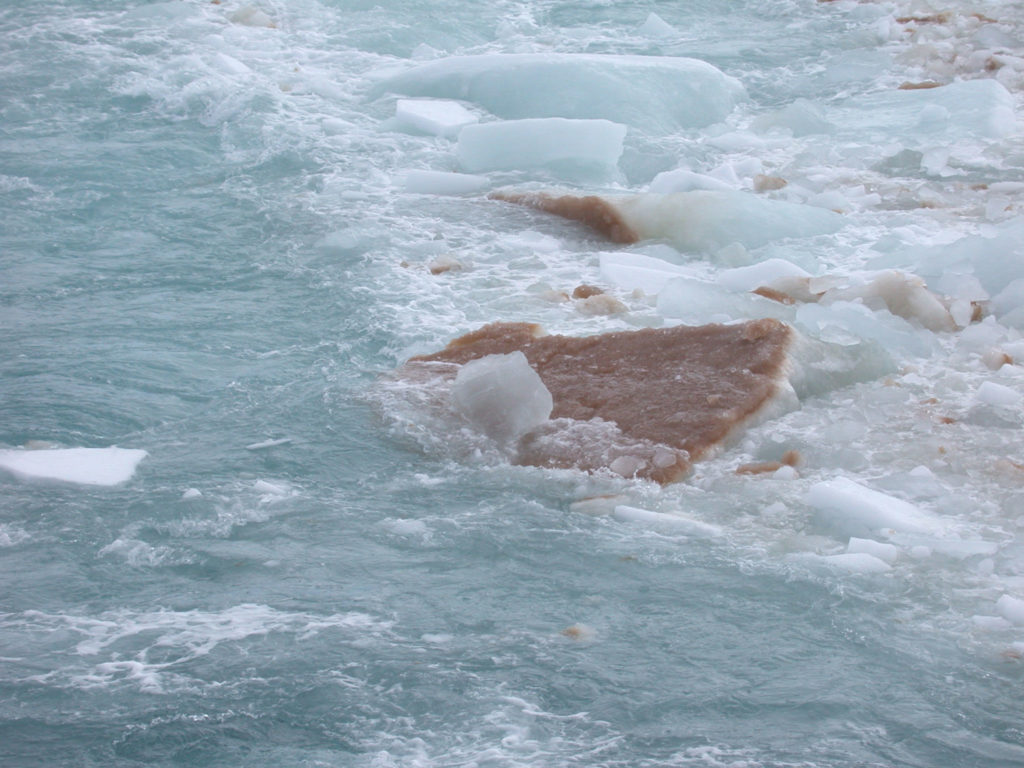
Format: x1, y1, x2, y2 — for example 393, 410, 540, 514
736, 449, 801, 475
572, 284, 604, 299
410, 318, 793, 484
898, 81, 942, 90
489, 190, 640, 244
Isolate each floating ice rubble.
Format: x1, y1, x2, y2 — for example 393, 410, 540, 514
0, 447, 147, 486
490, 190, 844, 253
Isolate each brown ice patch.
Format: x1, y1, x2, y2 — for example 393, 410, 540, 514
409, 318, 793, 484
489, 190, 640, 244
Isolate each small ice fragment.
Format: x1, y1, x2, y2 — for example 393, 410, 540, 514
717, 259, 811, 292
819, 552, 892, 573
404, 170, 488, 195
648, 168, 734, 193
253, 479, 291, 496
230, 6, 275, 28
245, 438, 292, 450
451, 352, 553, 443
847, 537, 899, 564
181, 488, 203, 500
0, 447, 147, 486
613, 505, 722, 537
382, 518, 428, 536
975, 380, 1021, 408
806, 477, 942, 536
570, 495, 628, 516
456, 118, 626, 174
639, 12, 676, 38
972, 615, 1012, 631
996, 595, 1024, 626
394, 99, 478, 138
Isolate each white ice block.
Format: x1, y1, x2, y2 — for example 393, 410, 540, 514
451, 352, 553, 443
0, 447, 148, 486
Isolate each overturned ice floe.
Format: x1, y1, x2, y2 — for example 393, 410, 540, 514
489, 190, 843, 253
400, 319, 794, 484
373, 53, 744, 132
0, 446, 148, 486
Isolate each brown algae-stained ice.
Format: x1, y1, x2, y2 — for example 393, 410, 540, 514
398, 318, 795, 484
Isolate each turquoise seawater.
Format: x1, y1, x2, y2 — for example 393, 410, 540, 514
4, 1, 1024, 766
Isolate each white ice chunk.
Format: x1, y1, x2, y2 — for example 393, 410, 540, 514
816, 552, 893, 574
996, 595, 1024, 626
716, 259, 812, 292
639, 12, 677, 38
648, 168, 734, 194
230, 6, 275, 28
598, 251, 691, 295
806, 477, 943, 537
374, 53, 744, 132
456, 118, 626, 175
846, 537, 899, 564
612, 505, 722, 537
974, 380, 1022, 408
451, 352, 553, 443
394, 99, 478, 138
612, 191, 843, 253
403, 170, 489, 195
0, 447, 147, 486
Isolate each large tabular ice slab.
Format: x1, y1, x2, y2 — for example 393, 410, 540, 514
373, 53, 744, 132
407, 319, 793, 484
456, 119, 626, 175
0, 447, 148, 486
489, 190, 843, 253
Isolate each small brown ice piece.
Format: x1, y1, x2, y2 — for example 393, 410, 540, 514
409, 318, 794, 484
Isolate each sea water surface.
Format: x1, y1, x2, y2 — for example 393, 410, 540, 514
4, 1, 1024, 766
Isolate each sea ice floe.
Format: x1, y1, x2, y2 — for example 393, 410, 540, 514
847, 537, 900, 564
373, 53, 744, 132
839, 78, 1016, 142
456, 118, 626, 176
612, 505, 723, 537
489, 190, 843, 253
402, 318, 794, 483
0, 447, 147, 486
806, 477, 944, 538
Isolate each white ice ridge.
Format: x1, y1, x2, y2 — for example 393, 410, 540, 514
451, 352, 553, 444
0, 447, 148, 486
456, 118, 626, 175
374, 53, 745, 132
